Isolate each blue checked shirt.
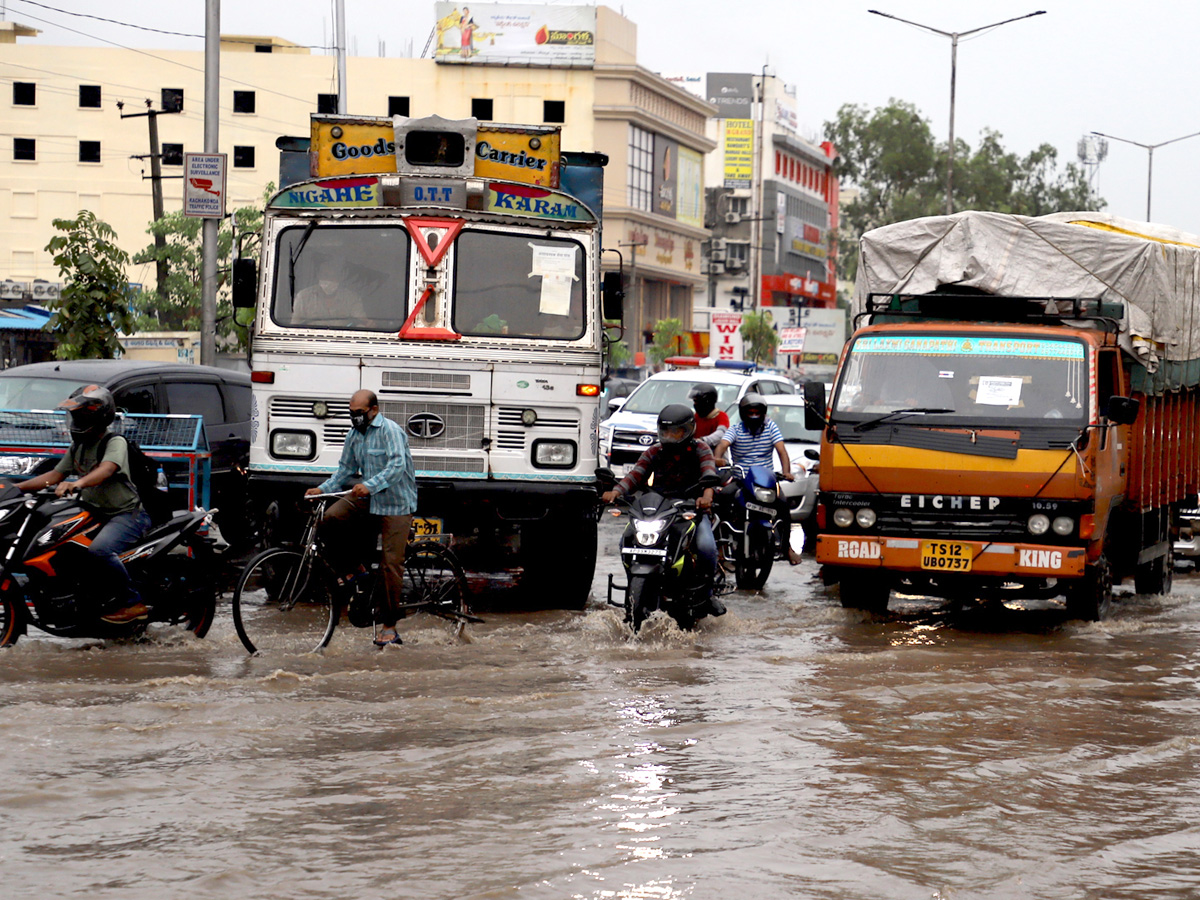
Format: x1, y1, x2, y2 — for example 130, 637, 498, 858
317, 413, 418, 516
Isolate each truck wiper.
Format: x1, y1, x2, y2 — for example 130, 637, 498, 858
288, 220, 318, 302
853, 407, 955, 432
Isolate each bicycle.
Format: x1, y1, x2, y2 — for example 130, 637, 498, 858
231, 492, 480, 654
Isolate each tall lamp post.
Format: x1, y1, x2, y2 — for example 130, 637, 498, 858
868, 8, 1046, 214
1090, 130, 1200, 222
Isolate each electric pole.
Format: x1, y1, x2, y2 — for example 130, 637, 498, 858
119, 99, 181, 303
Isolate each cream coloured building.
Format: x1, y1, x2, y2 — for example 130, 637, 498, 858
0, 7, 712, 354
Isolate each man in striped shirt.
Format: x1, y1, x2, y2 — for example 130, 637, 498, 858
306, 389, 418, 646
714, 392, 801, 566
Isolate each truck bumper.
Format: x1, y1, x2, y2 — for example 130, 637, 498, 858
815, 534, 1089, 578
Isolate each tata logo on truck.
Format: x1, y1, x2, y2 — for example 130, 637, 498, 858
900, 494, 1002, 511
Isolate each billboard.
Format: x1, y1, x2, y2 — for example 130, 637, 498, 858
723, 120, 754, 189
706, 73, 755, 119
434, 3, 596, 67
676, 146, 704, 229
710, 311, 744, 361
652, 135, 678, 219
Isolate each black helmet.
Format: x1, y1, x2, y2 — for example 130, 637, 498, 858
657, 403, 696, 445
59, 384, 116, 441
739, 392, 767, 431
688, 382, 718, 417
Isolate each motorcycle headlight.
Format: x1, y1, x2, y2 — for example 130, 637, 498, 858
1052, 516, 1074, 536
1027, 514, 1050, 536
856, 508, 877, 528
634, 521, 664, 546
753, 487, 777, 503
833, 507, 854, 528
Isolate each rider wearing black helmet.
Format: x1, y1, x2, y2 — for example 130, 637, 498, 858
601, 403, 725, 616
19, 385, 152, 623
715, 392, 802, 566
689, 383, 729, 448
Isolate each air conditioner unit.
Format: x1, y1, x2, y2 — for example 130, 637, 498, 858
710, 238, 727, 263
724, 211, 742, 225
725, 258, 745, 271
705, 261, 725, 276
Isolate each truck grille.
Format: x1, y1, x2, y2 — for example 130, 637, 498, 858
412, 453, 486, 474
379, 401, 485, 451
382, 372, 472, 393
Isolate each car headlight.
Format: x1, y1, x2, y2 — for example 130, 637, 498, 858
634, 521, 664, 546
270, 430, 316, 459
856, 508, 877, 528
532, 439, 576, 468
1052, 516, 1074, 536
1027, 514, 1050, 536
833, 507, 854, 528
0, 456, 43, 476
753, 486, 776, 503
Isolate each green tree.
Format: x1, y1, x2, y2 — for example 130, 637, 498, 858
740, 310, 779, 365
825, 100, 1100, 281
647, 317, 685, 368
43, 210, 135, 360
132, 185, 271, 348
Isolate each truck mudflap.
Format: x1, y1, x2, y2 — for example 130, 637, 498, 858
815, 535, 1089, 578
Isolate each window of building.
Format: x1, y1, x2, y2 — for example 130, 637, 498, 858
13, 138, 35, 161
79, 141, 101, 163
233, 90, 256, 114
317, 93, 338, 114
162, 143, 183, 166
388, 96, 410, 117
161, 88, 184, 112
471, 98, 494, 120
254, 43, 273, 53
543, 100, 565, 123
726, 242, 749, 264
627, 125, 654, 212
727, 196, 750, 216
233, 145, 255, 168
79, 85, 102, 108
13, 82, 35, 106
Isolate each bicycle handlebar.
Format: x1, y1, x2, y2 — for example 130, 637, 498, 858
304, 490, 352, 500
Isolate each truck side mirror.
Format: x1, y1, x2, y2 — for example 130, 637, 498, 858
1106, 395, 1139, 426
232, 258, 257, 309
803, 380, 827, 432
602, 271, 625, 321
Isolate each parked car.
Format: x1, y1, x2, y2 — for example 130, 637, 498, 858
760, 395, 822, 538
598, 361, 795, 469
600, 375, 641, 420
0, 360, 252, 541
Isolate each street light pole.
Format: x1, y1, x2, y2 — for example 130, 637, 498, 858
869, 9, 1045, 215
1090, 130, 1200, 221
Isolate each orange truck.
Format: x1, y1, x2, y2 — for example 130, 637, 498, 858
804, 211, 1200, 619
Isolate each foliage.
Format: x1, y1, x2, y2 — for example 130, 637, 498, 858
647, 318, 685, 367
43, 210, 135, 360
825, 100, 1100, 281
603, 322, 631, 371
132, 183, 272, 349
739, 310, 779, 365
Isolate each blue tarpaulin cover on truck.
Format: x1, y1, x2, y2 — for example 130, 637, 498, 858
853, 211, 1200, 393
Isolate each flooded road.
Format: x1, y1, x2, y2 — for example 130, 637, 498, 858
4, 515, 1200, 899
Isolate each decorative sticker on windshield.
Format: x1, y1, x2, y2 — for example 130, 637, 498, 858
976, 375, 1024, 406
275, 177, 381, 208
487, 183, 594, 222
529, 243, 579, 316
854, 336, 1084, 359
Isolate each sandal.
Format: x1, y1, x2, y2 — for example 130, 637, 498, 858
373, 627, 402, 647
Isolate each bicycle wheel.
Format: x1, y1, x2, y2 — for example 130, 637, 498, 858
402, 541, 474, 637
232, 548, 340, 654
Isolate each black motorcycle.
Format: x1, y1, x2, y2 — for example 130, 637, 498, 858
0, 485, 217, 646
600, 469, 726, 632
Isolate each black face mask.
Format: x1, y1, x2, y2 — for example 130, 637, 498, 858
349, 410, 371, 434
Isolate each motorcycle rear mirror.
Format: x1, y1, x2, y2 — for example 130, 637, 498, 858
804, 448, 820, 461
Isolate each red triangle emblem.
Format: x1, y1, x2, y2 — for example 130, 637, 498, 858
403, 217, 464, 267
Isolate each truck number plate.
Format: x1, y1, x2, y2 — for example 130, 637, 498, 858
412, 517, 443, 537
920, 540, 972, 571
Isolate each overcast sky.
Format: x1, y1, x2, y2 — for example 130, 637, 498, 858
6, 0, 1199, 234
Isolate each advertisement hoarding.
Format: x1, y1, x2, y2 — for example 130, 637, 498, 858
652, 135, 678, 219
676, 147, 704, 229
710, 311, 744, 361
706, 73, 755, 119
723, 120, 754, 189
434, 3, 596, 67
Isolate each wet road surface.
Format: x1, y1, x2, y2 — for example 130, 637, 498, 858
3, 515, 1200, 899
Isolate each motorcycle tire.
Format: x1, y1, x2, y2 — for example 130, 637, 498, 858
0, 591, 22, 647
179, 537, 218, 638
627, 575, 658, 633
735, 530, 775, 591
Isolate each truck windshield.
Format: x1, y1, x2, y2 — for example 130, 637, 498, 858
832, 334, 1088, 424
453, 231, 586, 340
271, 225, 411, 331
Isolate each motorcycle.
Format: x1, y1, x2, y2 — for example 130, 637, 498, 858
600, 468, 727, 632
716, 464, 783, 591
0, 485, 217, 647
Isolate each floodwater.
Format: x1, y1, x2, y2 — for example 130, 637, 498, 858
3, 516, 1200, 900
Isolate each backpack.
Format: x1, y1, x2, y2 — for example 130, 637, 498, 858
98, 433, 173, 524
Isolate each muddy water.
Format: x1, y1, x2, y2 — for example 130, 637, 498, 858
3, 517, 1200, 899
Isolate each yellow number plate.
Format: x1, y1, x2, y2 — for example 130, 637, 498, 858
412, 517, 443, 537
920, 540, 973, 572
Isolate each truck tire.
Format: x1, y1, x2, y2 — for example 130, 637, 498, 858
1066, 555, 1113, 621
1134, 544, 1174, 595
839, 570, 890, 614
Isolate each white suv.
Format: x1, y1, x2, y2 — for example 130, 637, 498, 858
599, 361, 795, 470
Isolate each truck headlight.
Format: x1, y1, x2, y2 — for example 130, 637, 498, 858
532, 439, 576, 468
270, 430, 316, 459
1027, 514, 1050, 536
833, 508, 854, 528
1052, 516, 1074, 536
856, 508, 877, 528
